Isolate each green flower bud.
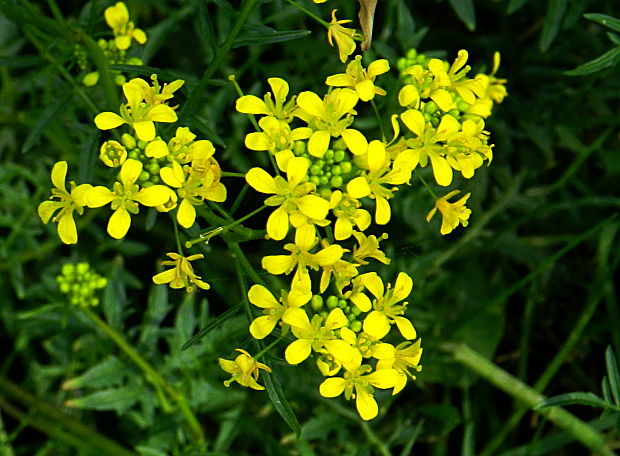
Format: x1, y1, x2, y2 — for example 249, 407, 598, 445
331, 165, 342, 176
333, 150, 346, 162
121, 133, 137, 150
311, 295, 323, 311
137, 140, 148, 150
338, 299, 347, 309
139, 171, 150, 182
310, 176, 320, 186
319, 175, 329, 186
332, 138, 346, 150
350, 321, 362, 332
340, 162, 352, 175
326, 295, 338, 309
293, 141, 306, 155
330, 175, 343, 188
310, 164, 322, 176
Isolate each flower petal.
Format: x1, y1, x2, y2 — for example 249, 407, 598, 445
285, 339, 312, 365
246, 167, 278, 194
94, 112, 125, 131
236, 95, 269, 115
249, 315, 279, 340
107, 207, 131, 239
319, 377, 346, 398
363, 310, 391, 339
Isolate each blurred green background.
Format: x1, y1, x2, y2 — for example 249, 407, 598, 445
1, 0, 619, 455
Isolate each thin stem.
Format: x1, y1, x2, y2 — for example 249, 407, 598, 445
415, 171, 438, 199
186, 205, 267, 247
254, 334, 287, 360
81, 308, 206, 445
221, 172, 247, 178
172, 216, 184, 255
441, 343, 614, 456
283, 0, 330, 27
228, 75, 260, 131
370, 99, 386, 141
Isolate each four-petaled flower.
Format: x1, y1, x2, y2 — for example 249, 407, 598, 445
105, 2, 147, 50
426, 190, 472, 235
327, 10, 357, 63
219, 349, 272, 391
326, 55, 390, 101
38, 161, 92, 245
152, 252, 211, 291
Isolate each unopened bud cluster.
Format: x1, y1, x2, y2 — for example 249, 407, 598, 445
56, 262, 107, 307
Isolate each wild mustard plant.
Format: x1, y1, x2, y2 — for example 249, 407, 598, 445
38, 0, 507, 423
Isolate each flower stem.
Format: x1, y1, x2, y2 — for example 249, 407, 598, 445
187, 205, 267, 247
370, 99, 386, 141
415, 171, 438, 199
440, 342, 614, 456
81, 307, 206, 445
283, 0, 330, 28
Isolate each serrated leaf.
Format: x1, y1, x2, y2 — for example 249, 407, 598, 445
263, 369, 301, 436
448, 0, 475, 31
534, 392, 619, 411
62, 356, 126, 390
233, 29, 311, 48
540, 0, 568, 52
65, 386, 141, 413
565, 47, 620, 76
182, 305, 240, 350
584, 13, 620, 34
605, 346, 620, 406
22, 93, 72, 153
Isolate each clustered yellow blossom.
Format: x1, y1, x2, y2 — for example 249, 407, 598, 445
39, 75, 228, 292
77, 2, 147, 87
219, 48, 506, 419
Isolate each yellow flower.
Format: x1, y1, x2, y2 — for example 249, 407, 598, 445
244, 116, 312, 167
428, 50, 485, 105
245, 157, 329, 240
99, 140, 127, 167
152, 252, 210, 292
345, 140, 412, 224
426, 190, 472, 235
329, 190, 371, 240
104, 2, 147, 50
359, 272, 417, 340
351, 231, 390, 265
85, 159, 174, 239
236, 77, 298, 122
94, 78, 179, 142
282, 308, 358, 365
296, 88, 361, 157
319, 358, 398, 420
219, 349, 271, 391
326, 55, 389, 101
327, 10, 357, 63
38, 161, 92, 245
376, 339, 422, 394
247, 277, 311, 339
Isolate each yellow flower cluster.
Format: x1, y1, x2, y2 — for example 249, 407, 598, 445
39, 75, 227, 294
78, 2, 147, 86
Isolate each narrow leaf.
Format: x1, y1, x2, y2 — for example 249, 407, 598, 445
263, 368, 301, 436
584, 13, 620, 34
565, 47, 620, 76
62, 356, 125, 390
508, 0, 529, 15
233, 29, 311, 48
448, 0, 476, 31
608, 32, 620, 46
540, 0, 568, 52
22, 93, 72, 153
182, 305, 241, 350
605, 346, 620, 406
535, 392, 619, 411
65, 386, 141, 413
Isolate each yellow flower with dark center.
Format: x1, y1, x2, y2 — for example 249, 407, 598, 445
38, 161, 92, 245
426, 190, 472, 235
152, 252, 210, 292
219, 349, 271, 391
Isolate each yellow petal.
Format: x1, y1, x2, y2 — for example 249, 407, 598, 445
145, 139, 168, 158
355, 388, 379, 420
400, 109, 425, 137
176, 198, 196, 228
429, 154, 453, 186
367, 140, 387, 172
393, 272, 413, 301
152, 268, 177, 285
94, 112, 125, 130
398, 85, 420, 107
308, 130, 330, 158
50, 161, 68, 192
375, 196, 391, 225
262, 253, 294, 275
266, 206, 289, 240
346, 176, 371, 199
107, 207, 131, 239
160, 162, 185, 188
366, 368, 398, 389
104, 2, 128, 28
114, 35, 131, 51
363, 310, 391, 339
133, 28, 147, 44
313, 244, 343, 266
393, 316, 417, 340
297, 194, 329, 220
133, 121, 156, 142
57, 212, 78, 244
249, 315, 279, 340
430, 89, 453, 112
248, 284, 278, 309
341, 129, 368, 155
286, 157, 310, 187
285, 339, 312, 365
38, 201, 60, 223
319, 377, 346, 398
296, 91, 323, 118
245, 132, 271, 151
267, 77, 289, 102
356, 79, 375, 101
246, 167, 277, 194
85, 186, 115, 207
119, 158, 142, 186
236, 95, 269, 115
325, 73, 355, 87
282, 307, 311, 329
148, 104, 178, 123
367, 59, 389, 77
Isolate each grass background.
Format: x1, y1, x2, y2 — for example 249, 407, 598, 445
0, 0, 619, 455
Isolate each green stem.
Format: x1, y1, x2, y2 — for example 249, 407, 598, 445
254, 334, 287, 360
0, 378, 136, 456
81, 308, 206, 445
172, 216, 184, 254
179, 0, 258, 121
221, 172, 247, 178
187, 205, 267, 247
0, 409, 15, 456
283, 0, 330, 27
415, 171, 438, 199
441, 343, 614, 456
370, 99, 386, 141
228, 75, 260, 131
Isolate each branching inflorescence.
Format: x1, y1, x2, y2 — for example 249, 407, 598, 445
38, 1, 506, 421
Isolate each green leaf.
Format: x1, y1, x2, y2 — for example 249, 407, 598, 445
62, 356, 126, 390
182, 305, 241, 350
608, 32, 620, 46
584, 13, 620, 33
175, 293, 197, 344
534, 392, 620, 411
103, 266, 126, 330
507, 0, 529, 14
22, 93, 72, 153
65, 386, 141, 413
605, 346, 620, 406
564, 47, 620, 76
262, 368, 301, 436
540, 0, 568, 52
233, 29, 311, 48
107, 64, 187, 83
448, 0, 476, 31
